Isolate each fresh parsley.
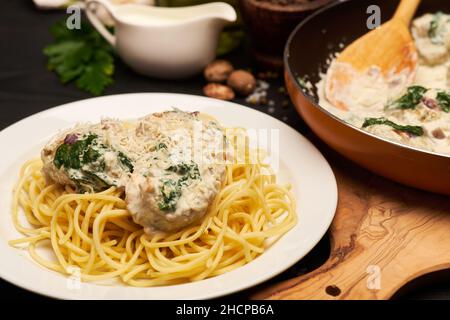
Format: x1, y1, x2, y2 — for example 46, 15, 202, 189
362, 117, 424, 136
44, 21, 114, 95
436, 91, 450, 113
388, 86, 428, 110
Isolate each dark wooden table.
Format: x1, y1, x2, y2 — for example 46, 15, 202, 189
1, 0, 449, 300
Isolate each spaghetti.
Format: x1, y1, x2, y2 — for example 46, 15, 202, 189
9, 128, 297, 286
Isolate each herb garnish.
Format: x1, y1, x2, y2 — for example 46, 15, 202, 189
54, 134, 108, 191
54, 133, 133, 191
158, 179, 182, 212
157, 162, 201, 212
44, 21, 114, 96
388, 86, 428, 110
436, 91, 450, 113
155, 143, 167, 150
118, 151, 134, 173
54, 134, 99, 170
166, 162, 200, 178
76, 171, 110, 191
362, 118, 424, 136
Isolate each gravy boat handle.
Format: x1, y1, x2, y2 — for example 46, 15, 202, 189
85, 0, 116, 46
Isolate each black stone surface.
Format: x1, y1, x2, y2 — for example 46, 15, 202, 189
0, 0, 448, 300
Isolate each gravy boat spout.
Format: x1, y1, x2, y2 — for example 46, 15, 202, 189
85, 1, 237, 79
183, 2, 237, 25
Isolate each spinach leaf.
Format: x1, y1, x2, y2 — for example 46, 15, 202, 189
53, 144, 70, 169
54, 133, 135, 192
72, 171, 110, 192
362, 117, 424, 136
389, 86, 428, 110
54, 134, 99, 170
436, 91, 450, 113
118, 151, 134, 173
158, 179, 182, 212
167, 162, 200, 180
155, 143, 167, 150
82, 146, 101, 164
158, 162, 201, 212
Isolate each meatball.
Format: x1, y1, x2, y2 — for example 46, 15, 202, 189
125, 111, 228, 234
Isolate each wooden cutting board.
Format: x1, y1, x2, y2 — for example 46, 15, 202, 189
253, 146, 450, 300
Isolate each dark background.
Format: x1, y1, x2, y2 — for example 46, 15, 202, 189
0, 0, 449, 300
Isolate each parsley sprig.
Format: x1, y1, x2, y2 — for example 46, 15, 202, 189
44, 21, 114, 95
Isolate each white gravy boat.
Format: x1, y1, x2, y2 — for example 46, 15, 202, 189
85, 0, 236, 79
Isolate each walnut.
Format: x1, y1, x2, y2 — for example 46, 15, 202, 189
204, 60, 234, 83
203, 83, 235, 101
227, 70, 256, 96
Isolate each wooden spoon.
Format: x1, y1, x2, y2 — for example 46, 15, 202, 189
325, 0, 421, 111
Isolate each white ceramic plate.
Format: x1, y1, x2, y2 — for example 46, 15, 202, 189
0, 93, 337, 300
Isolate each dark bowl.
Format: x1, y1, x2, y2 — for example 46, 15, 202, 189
240, 0, 334, 69
285, 0, 450, 196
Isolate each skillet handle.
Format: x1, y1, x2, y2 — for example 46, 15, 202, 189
85, 0, 116, 47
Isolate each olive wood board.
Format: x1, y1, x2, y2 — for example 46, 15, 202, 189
253, 147, 450, 300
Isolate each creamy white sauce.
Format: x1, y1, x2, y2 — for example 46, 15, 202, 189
42, 110, 231, 234
125, 111, 229, 234
317, 13, 450, 155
